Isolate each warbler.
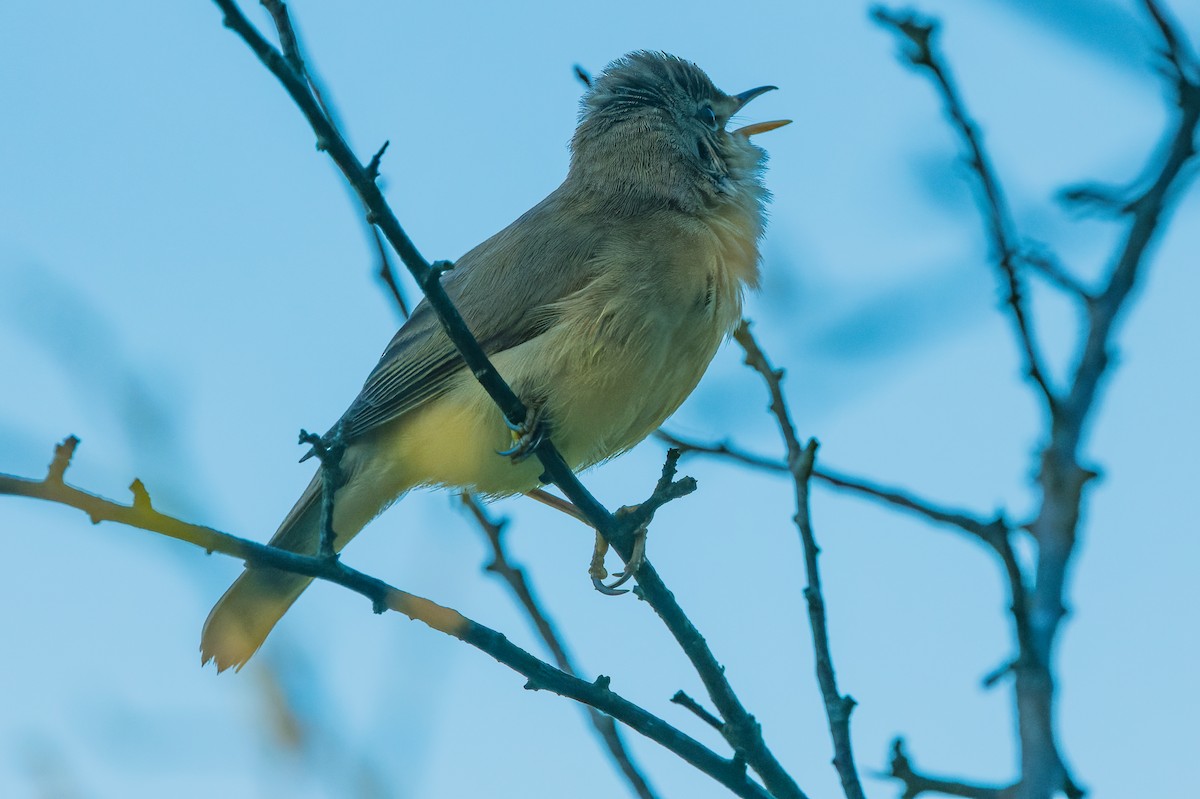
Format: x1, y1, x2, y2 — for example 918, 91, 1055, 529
202, 51, 788, 671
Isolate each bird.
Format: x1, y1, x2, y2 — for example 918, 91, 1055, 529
201, 50, 789, 672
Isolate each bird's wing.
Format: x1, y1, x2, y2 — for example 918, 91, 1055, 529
335, 188, 604, 441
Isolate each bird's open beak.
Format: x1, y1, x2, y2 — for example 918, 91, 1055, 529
733, 85, 777, 108
734, 119, 792, 137
730, 85, 791, 138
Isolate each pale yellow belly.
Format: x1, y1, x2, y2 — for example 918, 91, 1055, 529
367, 303, 725, 497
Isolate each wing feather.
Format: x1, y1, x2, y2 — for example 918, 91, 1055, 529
334, 186, 604, 441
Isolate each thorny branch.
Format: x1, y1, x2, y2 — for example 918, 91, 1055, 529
0, 438, 769, 799
733, 322, 866, 799
208, 2, 804, 796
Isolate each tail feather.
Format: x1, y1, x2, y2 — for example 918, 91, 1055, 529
201, 477, 323, 672
203, 443, 412, 672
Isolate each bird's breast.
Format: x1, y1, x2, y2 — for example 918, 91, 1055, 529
530, 204, 761, 469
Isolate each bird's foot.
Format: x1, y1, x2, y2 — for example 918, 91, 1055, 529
589, 516, 648, 596
496, 404, 546, 463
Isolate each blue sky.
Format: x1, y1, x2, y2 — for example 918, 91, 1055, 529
1, 1, 1197, 797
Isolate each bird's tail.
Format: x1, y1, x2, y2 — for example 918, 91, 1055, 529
201, 473, 330, 672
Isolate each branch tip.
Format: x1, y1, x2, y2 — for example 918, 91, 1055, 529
671, 691, 725, 732
981, 659, 1015, 688
366, 139, 390, 180
47, 435, 80, 483
129, 478, 152, 511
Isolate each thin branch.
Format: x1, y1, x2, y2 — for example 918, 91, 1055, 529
733, 322, 866, 799
871, 7, 1060, 413
0, 439, 768, 799
1060, 5, 1200, 452
887, 737, 1085, 799
1143, 0, 1200, 83
364, 140, 390, 181
657, 429, 1005, 544
817, 468, 1006, 545
671, 691, 725, 733
1019, 249, 1095, 303
655, 429, 787, 474
260, 0, 302, 75
460, 493, 660, 799
887, 739, 1005, 799
298, 424, 345, 559
259, 0, 337, 128
260, 3, 411, 319
208, 5, 803, 795
871, 4, 1200, 798
372, 225, 410, 319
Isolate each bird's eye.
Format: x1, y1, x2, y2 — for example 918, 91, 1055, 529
697, 105, 718, 131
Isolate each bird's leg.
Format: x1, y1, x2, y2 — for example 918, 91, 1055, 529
524, 489, 645, 597
588, 530, 611, 581
497, 402, 546, 463
590, 506, 648, 596
525, 487, 589, 523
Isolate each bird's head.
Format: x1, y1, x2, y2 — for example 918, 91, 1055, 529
570, 51, 789, 212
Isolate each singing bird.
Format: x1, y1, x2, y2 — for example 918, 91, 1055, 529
202, 51, 789, 671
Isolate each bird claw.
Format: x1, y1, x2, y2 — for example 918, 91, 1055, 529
496, 405, 545, 463
591, 574, 630, 596
588, 526, 647, 597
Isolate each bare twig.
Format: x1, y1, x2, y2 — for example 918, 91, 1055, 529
871, 7, 1060, 413
0, 439, 769, 799
460, 494, 660, 799
1019, 249, 1095, 303
655, 429, 786, 474
1143, 0, 1200, 83
671, 691, 725, 733
298, 424, 345, 559
733, 322, 865, 799
372, 225, 411, 319
1061, 8, 1200, 455
657, 429, 1005, 544
364, 140, 390, 181
887, 739, 1005, 799
260, 0, 302, 75
888, 737, 1085, 799
209, 5, 803, 795
261, 1, 412, 320
873, 4, 1200, 798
